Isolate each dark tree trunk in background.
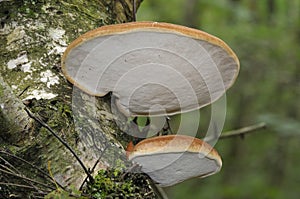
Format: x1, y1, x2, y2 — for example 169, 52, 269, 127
0, 0, 153, 198
183, 0, 198, 28
267, 0, 275, 14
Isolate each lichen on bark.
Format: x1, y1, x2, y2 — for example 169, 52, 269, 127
0, 0, 152, 198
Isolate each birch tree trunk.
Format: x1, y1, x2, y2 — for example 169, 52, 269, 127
0, 0, 156, 198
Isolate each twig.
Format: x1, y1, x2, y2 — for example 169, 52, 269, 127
0, 155, 41, 192
148, 179, 169, 199
24, 107, 94, 184
205, 122, 266, 142
31, 194, 46, 199
18, 85, 30, 97
47, 161, 59, 190
0, 168, 53, 191
220, 122, 267, 139
163, 116, 173, 135
0, 150, 64, 189
132, 0, 136, 21
0, 156, 16, 174
0, 182, 37, 190
79, 143, 110, 190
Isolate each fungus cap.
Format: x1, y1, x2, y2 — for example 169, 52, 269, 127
127, 135, 222, 187
62, 21, 239, 116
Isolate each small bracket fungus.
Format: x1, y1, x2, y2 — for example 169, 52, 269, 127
61, 21, 239, 116
127, 135, 222, 187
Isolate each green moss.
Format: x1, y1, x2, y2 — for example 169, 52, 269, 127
85, 162, 156, 199
45, 188, 89, 199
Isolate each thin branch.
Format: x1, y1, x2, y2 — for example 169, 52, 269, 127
0, 182, 37, 190
79, 143, 110, 190
0, 156, 16, 174
132, 0, 136, 21
148, 179, 169, 199
0, 156, 41, 192
205, 122, 267, 142
220, 122, 267, 139
24, 107, 94, 184
0, 150, 64, 189
31, 194, 46, 199
0, 168, 54, 190
18, 85, 30, 97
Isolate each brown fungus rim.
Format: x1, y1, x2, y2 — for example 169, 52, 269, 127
127, 134, 222, 168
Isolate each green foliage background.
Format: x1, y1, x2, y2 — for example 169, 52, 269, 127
137, 0, 300, 198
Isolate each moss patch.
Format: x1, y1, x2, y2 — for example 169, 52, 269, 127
85, 164, 156, 199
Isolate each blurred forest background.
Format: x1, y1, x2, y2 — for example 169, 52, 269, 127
137, 0, 300, 199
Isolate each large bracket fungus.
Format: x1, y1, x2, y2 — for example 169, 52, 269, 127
61, 21, 239, 116
127, 135, 222, 187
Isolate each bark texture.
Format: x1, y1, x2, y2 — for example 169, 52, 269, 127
0, 0, 153, 198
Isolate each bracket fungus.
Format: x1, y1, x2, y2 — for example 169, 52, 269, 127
61, 21, 239, 187
127, 135, 222, 187
61, 21, 239, 116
